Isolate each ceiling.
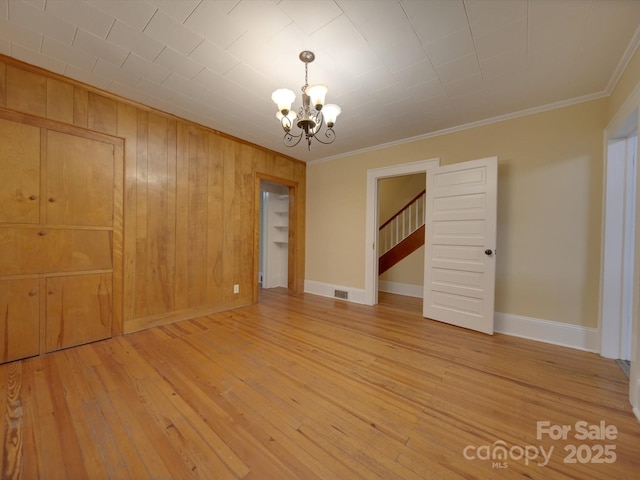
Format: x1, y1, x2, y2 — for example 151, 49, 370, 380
1, 0, 640, 163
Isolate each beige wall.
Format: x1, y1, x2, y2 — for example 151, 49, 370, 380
307, 99, 607, 328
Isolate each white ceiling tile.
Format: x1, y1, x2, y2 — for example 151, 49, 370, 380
228, 0, 291, 41
144, 10, 203, 56
74, 28, 128, 66
121, 51, 171, 83
184, 0, 245, 49
484, 69, 527, 98
406, 77, 447, 102
189, 39, 240, 75
87, 0, 157, 31
277, 0, 342, 36
92, 58, 141, 87
338, 0, 413, 48
137, 76, 176, 100
0, 15, 41, 51
473, 19, 527, 61
42, 35, 96, 71
375, 35, 427, 73
154, 47, 204, 79
441, 71, 484, 98
45, 0, 115, 39
0, 0, 638, 162
310, 14, 368, 54
402, 0, 469, 44
395, 59, 438, 89
11, 42, 66, 74
107, 20, 164, 61
424, 28, 475, 67
64, 63, 112, 89
434, 53, 480, 84
465, 0, 527, 36
189, 40, 240, 74
223, 62, 277, 102
153, 73, 192, 99
107, 81, 145, 102
9, 0, 75, 45
146, 0, 199, 23
479, 45, 527, 81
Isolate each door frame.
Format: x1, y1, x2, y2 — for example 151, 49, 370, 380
253, 173, 300, 303
601, 87, 640, 422
364, 158, 440, 306
601, 132, 636, 359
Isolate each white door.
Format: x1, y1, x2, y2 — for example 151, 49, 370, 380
423, 156, 498, 334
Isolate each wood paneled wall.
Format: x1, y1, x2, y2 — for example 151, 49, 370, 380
0, 55, 305, 333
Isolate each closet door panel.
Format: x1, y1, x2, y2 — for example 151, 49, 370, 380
0, 228, 47, 275
45, 229, 113, 273
0, 278, 39, 363
45, 273, 112, 352
0, 118, 40, 223
46, 130, 114, 227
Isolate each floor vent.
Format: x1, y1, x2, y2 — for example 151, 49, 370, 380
334, 289, 349, 300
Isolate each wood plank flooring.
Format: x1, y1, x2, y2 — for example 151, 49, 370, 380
2, 288, 639, 479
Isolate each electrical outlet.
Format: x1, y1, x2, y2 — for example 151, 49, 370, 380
233, 284, 239, 294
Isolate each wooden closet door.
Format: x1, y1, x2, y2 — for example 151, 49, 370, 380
0, 118, 40, 223
46, 131, 114, 227
0, 278, 39, 363
45, 273, 113, 353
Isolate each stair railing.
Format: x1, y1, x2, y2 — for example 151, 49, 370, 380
378, 189, 426, 256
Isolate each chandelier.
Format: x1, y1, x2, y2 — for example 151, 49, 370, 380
271, 51, 341, 150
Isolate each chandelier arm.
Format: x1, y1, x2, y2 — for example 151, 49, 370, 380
311, 127, 336, 145
283, 131, 303, 147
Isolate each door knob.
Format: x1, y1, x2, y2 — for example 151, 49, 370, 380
484, 249, 493, 256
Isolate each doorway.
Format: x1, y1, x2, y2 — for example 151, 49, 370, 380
253, 174, 300, 303
377, 172, 426, 299
364, 158, 440, 305
259, 180, 290, 290
601, 111, 637, 362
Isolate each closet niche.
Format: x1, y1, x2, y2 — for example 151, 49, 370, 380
0, 111, 123, 363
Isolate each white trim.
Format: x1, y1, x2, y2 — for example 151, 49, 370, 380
309, 92, 607, 166
364, 158, 440, 306
307, 25, 640, 168
378, 280, 423, 298
606, 24, 640, 95
300, 284, 599, 353
495, 312, 599, 353
304, 280, 366, 304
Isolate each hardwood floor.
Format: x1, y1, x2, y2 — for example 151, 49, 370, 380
2, 288, 639, 479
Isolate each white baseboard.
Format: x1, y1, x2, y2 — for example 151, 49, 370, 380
494, 312, 599, 352
303, 280, 599, 352
378, 280, 423, 298
304, 280, 366, 304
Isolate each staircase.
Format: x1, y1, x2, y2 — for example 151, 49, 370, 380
378, 190, 425, 275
